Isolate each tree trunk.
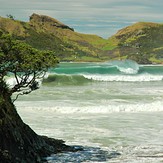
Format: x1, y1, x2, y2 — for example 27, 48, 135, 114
0, 87, 76, 162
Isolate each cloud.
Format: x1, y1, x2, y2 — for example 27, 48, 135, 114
0, 0, 163, 37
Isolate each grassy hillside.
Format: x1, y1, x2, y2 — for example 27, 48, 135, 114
111, 22, 163, 64
0, 14, 113, 62
0, 14, 163, 63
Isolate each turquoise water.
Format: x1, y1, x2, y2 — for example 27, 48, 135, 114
49, 60, 163, 75
14, 60, 163, 162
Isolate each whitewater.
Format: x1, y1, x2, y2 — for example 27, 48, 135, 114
13, 60, 163, 162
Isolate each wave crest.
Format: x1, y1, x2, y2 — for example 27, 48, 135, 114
42, 74, 91, 85
83, 74, 163, 82
42, 73, 163, 86
110, 59, 140, 74
16, 101, 163, 114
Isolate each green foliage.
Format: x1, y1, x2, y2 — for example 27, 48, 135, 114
1, 15, 163, 63
0, 33, 58, 99
102, 40, 117, 51
114, 22, 163, 63
6, 14, 15, 20
0, 15, 117, 62
0, 34, 58, 73
149, 57, 163, 64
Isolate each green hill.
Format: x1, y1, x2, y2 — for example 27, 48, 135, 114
0, 14, 112, 62
0, 14, 163, 63
111, 22, 163, 64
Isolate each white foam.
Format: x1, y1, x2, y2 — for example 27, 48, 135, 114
6, 77, 17, 87
16, 100, 163, 114
6, 76, 42, 87
83, 74, 163, 82
117, 67, 138, 74
110, 59, 140, 74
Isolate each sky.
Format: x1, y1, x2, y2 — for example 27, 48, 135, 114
0, 0, 163, 38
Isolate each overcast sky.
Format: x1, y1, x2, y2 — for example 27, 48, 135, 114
0, 0, 163, 38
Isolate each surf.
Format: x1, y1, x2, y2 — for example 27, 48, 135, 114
83, 74, 163, 82
16, 100, 163, 114
51, 59, 140, 75
14, 61, 163, 163
109, 59, 140, 74
42, 74, 91, 86
42, 73, 163, 86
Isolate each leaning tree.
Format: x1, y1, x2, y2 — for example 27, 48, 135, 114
0, 32, 75, 162
0, 32, 59, 100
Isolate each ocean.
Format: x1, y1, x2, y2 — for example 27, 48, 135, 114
13, 60, 163, 162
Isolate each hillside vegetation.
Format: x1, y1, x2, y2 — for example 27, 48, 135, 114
0, 14, 163, 63
112, 22, 163, 64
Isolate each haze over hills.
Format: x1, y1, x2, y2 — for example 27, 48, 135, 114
0, 13, 163, 64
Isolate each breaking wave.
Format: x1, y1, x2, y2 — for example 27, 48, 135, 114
42, 74, 91, 85
42, 73, 163, 86
16, 100, 163, 114
7, 73, 163, 88
109, 59, 140, 74
51, 59, 140, 75
83, 74, 163, 82
6, 60, 163, 87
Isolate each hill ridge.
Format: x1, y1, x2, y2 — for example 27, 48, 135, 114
0, 14, 163, 63
29, 13, 74, 31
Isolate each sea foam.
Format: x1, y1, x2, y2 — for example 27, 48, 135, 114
6, 76, 42, 87
16, 100, 163, 114
83, 74, 163, 82
110, 59, 140, 74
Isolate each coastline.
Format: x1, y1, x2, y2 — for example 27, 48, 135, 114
0, 92, 81, 163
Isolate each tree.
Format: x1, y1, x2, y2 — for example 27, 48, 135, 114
0, 32, 59, 101
0, 33, 76, 162
6, 14, 15, 20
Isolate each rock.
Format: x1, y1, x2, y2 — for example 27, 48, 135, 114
30, 13, 74, 31
0, 91, 80, 162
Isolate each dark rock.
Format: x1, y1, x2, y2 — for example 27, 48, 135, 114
0, 91, 80, 162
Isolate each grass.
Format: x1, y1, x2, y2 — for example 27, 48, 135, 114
115, 22, 162, 37
1, 15, 163, 63
149, 57, 163, 64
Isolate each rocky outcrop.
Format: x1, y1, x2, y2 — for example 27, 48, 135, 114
0, 87, 78, 162
30, 13, 74, 31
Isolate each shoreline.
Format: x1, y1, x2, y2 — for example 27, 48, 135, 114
59, 60, 163, 65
